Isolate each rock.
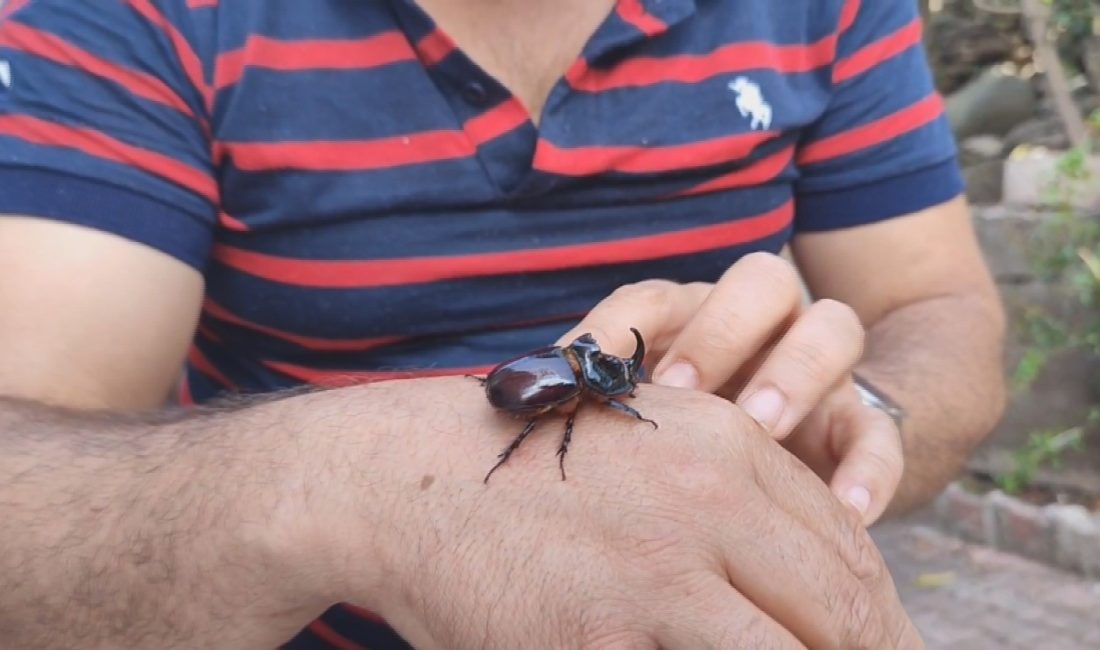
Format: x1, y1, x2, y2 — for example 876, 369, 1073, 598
947, 67, 1038, 140
925, 11, 1022, 95
1002, 116, 1070, 153
989, 490, 1054, 565
963, 159, 1004, 205
935, 483, 997, 546
961, 135, 1006, 160
971, 205, 1040, 282
1048, 505, 1100, 578
1002, 149, 1100, 210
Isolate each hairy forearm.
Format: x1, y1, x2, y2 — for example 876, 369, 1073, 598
859, 292, 1007, 515
0, 393, 343, 649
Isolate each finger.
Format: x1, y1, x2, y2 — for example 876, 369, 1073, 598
655, 577, 806, 650
556, 280, 711, 359
652, 252, 803, 392
714, 483, 903, 650
826, 397, 905, 526
734, 414, 922, 650
735, 298, 865, 439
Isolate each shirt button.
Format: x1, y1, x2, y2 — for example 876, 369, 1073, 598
461, 80, 490, 106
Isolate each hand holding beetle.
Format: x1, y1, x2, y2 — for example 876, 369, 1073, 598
320, 377, 922, 649
557, 252, 904, 525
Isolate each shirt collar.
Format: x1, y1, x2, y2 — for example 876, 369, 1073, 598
583, 0, 698, 61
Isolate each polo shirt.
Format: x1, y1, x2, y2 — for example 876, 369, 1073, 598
0, 0, 961, 647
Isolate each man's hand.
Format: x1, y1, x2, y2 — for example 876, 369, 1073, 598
314, 377, 922, 649
0, 367, 920, 648
556, 252, 903, 525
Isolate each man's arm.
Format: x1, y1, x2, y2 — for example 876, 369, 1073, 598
0, 217, 203, 409
0, 218, 925, 649
0, 392, 355, 649
0, 218, 349, 646
792, 194, 1006, 513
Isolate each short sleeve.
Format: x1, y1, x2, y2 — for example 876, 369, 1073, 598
0, 0, 216, 269
793, 0, 963, 232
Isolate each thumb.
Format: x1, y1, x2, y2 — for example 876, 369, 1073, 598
827, 399, 904, 527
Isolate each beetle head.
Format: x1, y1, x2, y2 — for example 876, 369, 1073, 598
569, 328, 646, 397
570, 333, 602, 358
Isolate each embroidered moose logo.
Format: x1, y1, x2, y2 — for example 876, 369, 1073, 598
728, 77, 772, 131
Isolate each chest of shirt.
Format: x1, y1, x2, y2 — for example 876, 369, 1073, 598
193, 0, 841, 360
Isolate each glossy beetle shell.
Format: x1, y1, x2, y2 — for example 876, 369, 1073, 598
478, 329, 655, 484
485, 347, 581, 413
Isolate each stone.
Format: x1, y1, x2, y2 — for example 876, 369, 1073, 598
1002, 149, 1100, 210
970, 205, 1039, 282
1002, 116, 1071, 153
947, 67, 1038, 140
988, 490, 1054, 564
1048, 504, 1100, 579
936, 482, 995, 545
962, 135, 1006, 160
963, 159, 1005, 205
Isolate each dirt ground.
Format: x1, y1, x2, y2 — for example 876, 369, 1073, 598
876, 510, 1100, 650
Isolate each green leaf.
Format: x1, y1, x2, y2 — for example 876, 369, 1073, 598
1013, 348, 1048, 390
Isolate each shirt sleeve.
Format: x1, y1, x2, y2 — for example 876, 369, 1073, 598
793, 0, 964, 232
0, 0, 215, 269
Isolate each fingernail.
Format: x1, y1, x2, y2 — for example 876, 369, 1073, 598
655, 362, 699, 390
740, 387, 785, 431
844, 486, 871, 516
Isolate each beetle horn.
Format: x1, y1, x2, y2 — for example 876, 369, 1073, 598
628, 327, 646, 373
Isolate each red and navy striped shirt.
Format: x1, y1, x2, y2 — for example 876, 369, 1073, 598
0, 0, 960, 647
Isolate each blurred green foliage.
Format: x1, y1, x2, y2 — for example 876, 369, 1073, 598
1003, 107, 1099, 492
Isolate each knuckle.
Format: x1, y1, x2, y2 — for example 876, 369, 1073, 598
740, 251, 797, 283
729, 615, 772, 650
578, 607, 653, 650
690, 392, 748, 439
695, 307, 746, 355
650, 396, 744, 498
815, 297, 862, 327
653, 444, 732, 501
813, 299, 866, 353
867, 443, 905, 486
842, 523, 888, 587
585, 325, 617, 352
782, 338, 835, 383
612, 280, 676, 309
739, 252, 801, 295
669, 459, 731, 509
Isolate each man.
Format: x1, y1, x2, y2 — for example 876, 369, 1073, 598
0, 0, 1004, 648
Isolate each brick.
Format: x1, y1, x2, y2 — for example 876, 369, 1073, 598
1048, 504, 1100, 578
936, 482, 995, 545
988, 490, 1054, 564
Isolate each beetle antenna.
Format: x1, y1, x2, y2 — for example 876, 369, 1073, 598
628, 327, 645, 373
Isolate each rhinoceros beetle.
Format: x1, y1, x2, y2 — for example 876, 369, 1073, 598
472, 328, 657, 484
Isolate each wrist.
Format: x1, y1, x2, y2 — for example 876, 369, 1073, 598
276, 381, 469, 615
310, 378, 506, 624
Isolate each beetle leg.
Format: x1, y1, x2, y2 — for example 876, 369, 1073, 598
605, 399, 658, 429
556, 413, 576, 481
483, 418, 539, 484
464, 374, 488, 386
